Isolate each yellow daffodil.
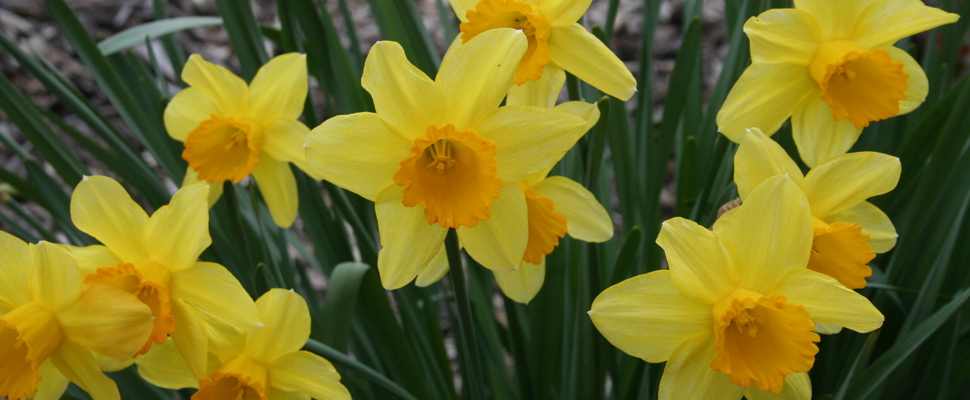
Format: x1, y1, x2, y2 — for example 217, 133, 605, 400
448, 0, 636, 101
717, 0, 958, 166
735, 128, 900, 290
0, 232, 153, 400
305, 29, 591, 289
590, 176, 884, 400
164, 53, 322, 227
63, 176, 261, 380
135, 289, 350, 400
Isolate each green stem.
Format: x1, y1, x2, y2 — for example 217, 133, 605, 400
445, 228, 486, 400
222, 181, 256, 294
304, 339, 420, 400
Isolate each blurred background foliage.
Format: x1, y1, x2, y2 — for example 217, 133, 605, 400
1, 0, 970, 399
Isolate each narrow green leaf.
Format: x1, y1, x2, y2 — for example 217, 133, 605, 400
318, 262, 371, 350
97, 17, 223, 55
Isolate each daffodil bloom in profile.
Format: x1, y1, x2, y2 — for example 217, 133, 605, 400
590, 176, 884, 400
0, 233, 153, 400
63, 176, 261, 380
135, 289, 350, 400
717, 0, 958, 166
448, 0, 636, 101
305, 29, 590, 289
735, 128, 900, 290
164, 53, 321, 227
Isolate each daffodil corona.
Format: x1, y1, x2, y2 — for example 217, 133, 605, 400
164, 53, 322, 227
305, 30, 591, 289
0, 233, 153, 400
449, 0, 636, 101
590, 176, 884, 400
717, 0, 959, 166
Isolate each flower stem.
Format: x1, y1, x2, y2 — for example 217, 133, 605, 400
445, 228, 486, 400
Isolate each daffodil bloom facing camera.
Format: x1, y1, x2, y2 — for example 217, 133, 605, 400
164, 53, 321, 227
590, 176, 884, 400
136, 289, 350, 400
0, 233, 153, 400
735, 128, 900, 290
717, 0, 958, 166
305, 29, 590, 290
63, 176, 261, 380
448, 0, 636, 101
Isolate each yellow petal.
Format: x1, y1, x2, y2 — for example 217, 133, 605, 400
253, 158, 299, 228
170, 262, 262, 330
448, 0, 479, 21
246, 289, 309, 362
49, 340, 120, 400
507, 63, 566, 108
720, 176, 813, 294
658, 337, 743, 400
170, 298, 209, 379
532, 176, 612, 242
852, 0, 960, 49
743, 372, 812, 400
554, 100, 601, 128
656, 218, 738, 305
540, 0, 591, 27
476, 106, 587, 182
59, 284, 152, 362
437, 28, 528, 128
589, 270, 712, 363
803, 152, 900, 221
494, 258, 545, 304
305, 113, 411, 202
182, 168, 223, 207
886, 46, 929, 115
457, 184, 527, 272
135, 340, 199, 389
144, 183, 211, 272
30, 242, 82, 312
744, 9, 821, 65
33, 360, 70, 400
415, 244, 449, 287
547, 24, 636, 101
270, 351, 351, 400
270, 388, 310, 400
375, 185, 449, 289
832, 201, 896, 253
54, 244, 121, 277
181, 54, 248, 116
791, 96, 863, 167
164, 87, 219, 142
794, 0, 871, 41
735, 128, 806, 201
70, 176, 149, 262
0, 231, 31, 311
261, 118, 321, 180
717, 63, 816, 140
248, 53, 308, 121
771, 268, 884, 333
362, 42, 444, 140
93, 352, 133, 372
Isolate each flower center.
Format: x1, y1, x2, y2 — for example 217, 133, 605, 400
393, 124, 502, 229
85, 264, 175, 355
809, 40, 909, 129
710, 289, 819, 394
0, 303, 63, 400
193, 371, 267, 400
183, 115, 263, 183
460, 0, 552, 85
521, 183, 567, 264
808, 219, 875, 289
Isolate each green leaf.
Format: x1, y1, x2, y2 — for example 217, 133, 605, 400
318, 262, 371, 350
304, 339, 420, 400
97, 17, 223, 55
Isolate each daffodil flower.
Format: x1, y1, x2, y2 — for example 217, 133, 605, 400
448, 0, 636, 101
590, 176, 884, 399
164, 53, 321, 227
735, 128, 900, 290
63, 176, 261, 380
717, 0, 958, 166
305, 29, 591, 289
0, 233, 153, 400
135, 289, 350, 400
